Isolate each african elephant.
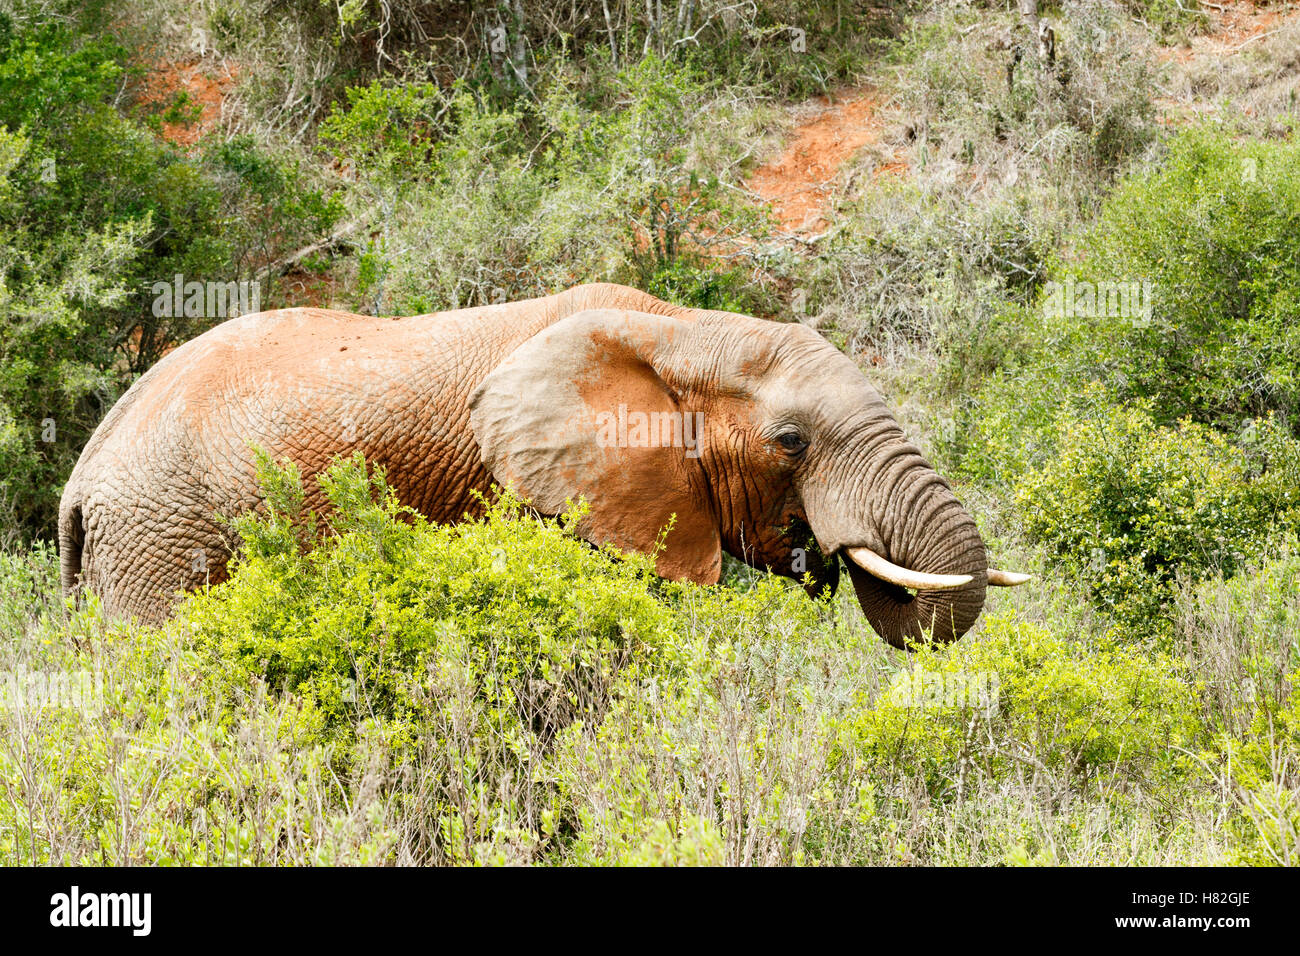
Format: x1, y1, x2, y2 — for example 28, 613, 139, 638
58, 283, 1026, 647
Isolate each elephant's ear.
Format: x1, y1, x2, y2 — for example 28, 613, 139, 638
469, 308, 721, 584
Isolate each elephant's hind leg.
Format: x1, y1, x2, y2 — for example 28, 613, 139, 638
81, 499, 230, 626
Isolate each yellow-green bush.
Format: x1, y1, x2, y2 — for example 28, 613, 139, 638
183, 452, 689, 752
1015, 396, 1300, 638
1177, 551, 1300, 865
839, 611, 1203, 803
1, 451, 838, 864
170, 452, 839, 864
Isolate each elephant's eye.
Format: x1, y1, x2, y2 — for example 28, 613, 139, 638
776, 432, 808, 455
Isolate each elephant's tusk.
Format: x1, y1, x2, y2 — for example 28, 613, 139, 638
844, 546, 974, 591
987, 569, 1031, 587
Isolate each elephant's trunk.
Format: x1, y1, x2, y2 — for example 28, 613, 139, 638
848, 461, 987, 648
805, 437, 988, 648
845, 561, 985, 648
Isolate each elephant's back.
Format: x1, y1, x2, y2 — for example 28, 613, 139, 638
61, 300, 535, 517
62, 284, 685, 506
66, 309, 372, 481
72, 283, 690, 472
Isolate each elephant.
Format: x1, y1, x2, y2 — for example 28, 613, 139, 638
58, 282, 1027, 647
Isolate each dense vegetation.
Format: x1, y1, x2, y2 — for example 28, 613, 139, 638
1, 0, 1297, 864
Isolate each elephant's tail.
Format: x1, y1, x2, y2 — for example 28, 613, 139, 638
59, 500, 86, 599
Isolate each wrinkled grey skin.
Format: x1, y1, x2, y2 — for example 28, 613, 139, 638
60, 283, 988, 647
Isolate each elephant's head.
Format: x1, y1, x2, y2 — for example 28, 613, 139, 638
469, 307, 1027, 648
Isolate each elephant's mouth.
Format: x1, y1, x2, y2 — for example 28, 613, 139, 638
780, 517, 841, 599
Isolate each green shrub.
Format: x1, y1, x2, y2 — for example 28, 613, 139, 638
1036, 127, 1300, 434
812, 3, 1157, 365
952, 127, 1300, 502
1015, 396, 1300, 638
839, 610, 1203, 804
1177, 543, 1300, 739
184, 452, 686, 750
641, 254, 773, 314
224, 0, 882, 111
1176, 549, 1300, 865
317, 61, 780, 315
946, 360, 1101, 488
0, 19, 338, 544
